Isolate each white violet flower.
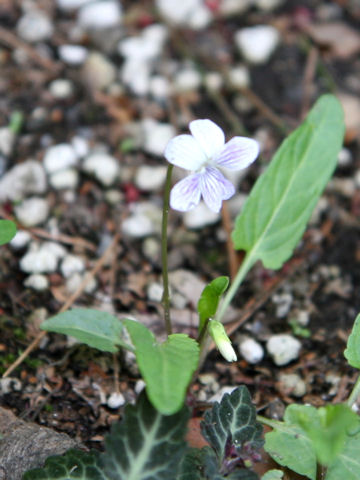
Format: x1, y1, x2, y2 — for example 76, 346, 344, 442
164, 119, 259, 213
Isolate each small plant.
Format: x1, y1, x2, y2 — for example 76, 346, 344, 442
20, 94, 359, 479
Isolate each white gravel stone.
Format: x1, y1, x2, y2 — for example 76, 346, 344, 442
235, 25, 280, 64
209, 386, 237, 403
41, 242, 67, 261
272, 292, 293, 318
219, 0, 252, 16
50, 168, 79, 190
78, 0, 122, 30
49, 79, 74, 99
266, 334, 301, 366
149, 75, 171, 99
81, 52, 117, 91
228, 65, 250, 89
278, 373, 306, 397
141, 119, 176, 157
184, 202, 220, 229
0, 377, 22, 394
24, 274, 49, 291
58, 44, 88, 65
135, 166, 167, 192
60, 254, 85, 278
71, 136, 89, 158
156, 0, 212, 29
174, 68, 202, 92
107, 392, 125, 409
66, 272, 97, 294
14, 197, 49, 227
147, 282, 164, 303
0, 127, 15, 157
121, 211, 154, 238
337, 147, 352, 167
10, 231, 32, 250
43, 143, 78, 174
16, 10, 54, 43
122, 202, 162, 238
0, 160, 47, 202
204, 72, 223, 92
134, 379, 146, 394
239, 338, 264, 364
20, 246, 58, 274
82, 152, 120, 186
122, 60, 151, 96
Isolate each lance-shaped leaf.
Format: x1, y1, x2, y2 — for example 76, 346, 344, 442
124, 319, 199, 415
0, 219, 16, 246
41, 309, 130, 353
232, 95, 344, 270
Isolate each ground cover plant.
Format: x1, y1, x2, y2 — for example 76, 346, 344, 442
12, 94, 360, 479
1, 1, 360, 479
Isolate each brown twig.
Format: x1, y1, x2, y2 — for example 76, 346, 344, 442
2, 234, 120, 378
221, 202, 239, 282
238, 86, 289, 134
301, 46, 319, 119
0, 26, 62, 73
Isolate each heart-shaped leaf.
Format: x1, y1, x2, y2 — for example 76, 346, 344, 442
344, 313, 360, 369
124, 319, 199, 415
41, 308, 130, 353
0, 219, 16, 246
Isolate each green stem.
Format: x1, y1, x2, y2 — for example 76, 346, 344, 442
347, 374, 360, 408
161, 164, 174, 336
215, 252, 255, 323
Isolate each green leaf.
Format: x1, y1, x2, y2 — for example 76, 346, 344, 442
289, 404, 358, 467
232, 95, 344, 270
264, 409, 317, 480
198, 277, 229, 331
201, 386, 263, 464
24, 392, 189, 480
0, 219, 16, 246
100, 391, 189, 479
261, 471, 283, 480
178, 447, 259, 480
22, 449, 104, 479
41, 308, 129, 353
124, 319, 199, 415
326, 420, 360, 480
344, 313, 360, 368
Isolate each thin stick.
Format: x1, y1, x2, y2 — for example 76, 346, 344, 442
2, 234, 120, 378
161, 165, 174, 335
0, 26, 62, 73
301, 46, 319, 119
221, 202, 238, 281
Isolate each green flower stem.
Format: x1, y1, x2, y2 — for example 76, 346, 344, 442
215, 252, 256, 323
161, 164, 174, 336
347, 374, 360, 408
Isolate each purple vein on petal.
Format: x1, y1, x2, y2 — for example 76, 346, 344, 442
216, 137, 260, 170
170, 174, 202, 211
200, 167, 235, 213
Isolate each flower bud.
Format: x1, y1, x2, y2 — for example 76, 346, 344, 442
208, 320, 237, 362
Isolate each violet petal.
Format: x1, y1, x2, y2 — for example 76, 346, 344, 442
216, 137, 259, 170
